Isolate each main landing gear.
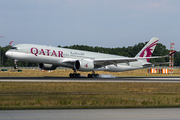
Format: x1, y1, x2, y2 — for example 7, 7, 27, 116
69, 69, 80, 78
69, 73, 80, 78
87, 72, 99, 78
69, 70, 99, 78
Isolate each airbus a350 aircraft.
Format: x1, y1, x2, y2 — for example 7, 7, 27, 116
5, 37, 175, 78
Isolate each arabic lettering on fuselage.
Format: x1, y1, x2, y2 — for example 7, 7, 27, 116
70, 51, 84, 56
31, 47, 63, 57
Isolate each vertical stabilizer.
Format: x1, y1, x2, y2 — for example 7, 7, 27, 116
135, 37, 159, 62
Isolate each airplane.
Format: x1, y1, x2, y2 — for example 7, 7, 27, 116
5, 37, 175, 78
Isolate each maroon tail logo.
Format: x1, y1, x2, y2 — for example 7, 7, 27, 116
85, 63, 88, 68
139, 40, 158, 62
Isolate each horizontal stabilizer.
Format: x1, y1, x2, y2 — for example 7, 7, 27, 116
143, 62, 169, 67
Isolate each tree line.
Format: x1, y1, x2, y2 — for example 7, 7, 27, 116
1, 42, 179, 67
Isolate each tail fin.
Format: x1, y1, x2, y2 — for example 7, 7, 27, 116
135, 37, 159, 62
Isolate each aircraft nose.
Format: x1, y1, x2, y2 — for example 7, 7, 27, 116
5, 51, 12, 57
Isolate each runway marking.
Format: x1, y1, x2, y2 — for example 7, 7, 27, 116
0, 79, 180, 83
1, 77, 180, 83
1, 115, 180, 119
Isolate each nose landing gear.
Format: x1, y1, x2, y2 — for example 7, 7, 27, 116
14, 59, 18, 69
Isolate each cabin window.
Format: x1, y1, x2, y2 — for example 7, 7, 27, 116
10, 47, 18, 50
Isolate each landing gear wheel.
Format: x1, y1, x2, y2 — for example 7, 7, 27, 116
14, 64, 18, 69
69, 73, 73, 78
87, 74, 99, 78
69, 73, 81, 78
14, 60, 18, 69
95, 74, 99, 77
77, 73, 80, 77
88, 74, 92, 78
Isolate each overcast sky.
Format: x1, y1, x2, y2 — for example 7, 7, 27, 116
0, 0, 180, 50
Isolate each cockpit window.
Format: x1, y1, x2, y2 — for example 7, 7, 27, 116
10, 47, 18, 50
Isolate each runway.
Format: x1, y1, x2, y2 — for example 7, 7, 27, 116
1, 77, 180, 120
0, 76, 180, 82
1, 108, 180, 120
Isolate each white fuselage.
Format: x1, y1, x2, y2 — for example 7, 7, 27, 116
5, 44, 149, 72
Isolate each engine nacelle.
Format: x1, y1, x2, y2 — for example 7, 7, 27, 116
75, 60, 94, 71
38, 63, 57, 70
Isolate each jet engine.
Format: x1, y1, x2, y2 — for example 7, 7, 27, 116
38, 63, 57, 70
74, 60, 94, 71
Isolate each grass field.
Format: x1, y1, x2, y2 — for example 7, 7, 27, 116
0, 68, 180, 77
0, 69, 180, 109
0, 82, 180, 109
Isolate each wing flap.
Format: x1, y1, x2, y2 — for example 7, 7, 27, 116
94, 58, 137, 66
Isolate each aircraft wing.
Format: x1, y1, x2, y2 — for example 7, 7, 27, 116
62, 57, 138, 68
94, 58, 138, 66
94, 51, 176, 66
62, 51, 176, 67
94, 57, 158, 66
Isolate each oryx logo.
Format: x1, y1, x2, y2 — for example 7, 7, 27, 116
139, 40, 158, 62
85, 63, 88, 68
